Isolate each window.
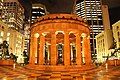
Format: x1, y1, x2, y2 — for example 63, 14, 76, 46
7, 37, 9, 41
7, 33, 10, 36
0, 31, 3, 37
0, 38, 2, 43
119, 38, 120, 42
118, 32, 119, 36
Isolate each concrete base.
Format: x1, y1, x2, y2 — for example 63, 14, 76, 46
0, 60, 14, 66
26, 64, 95, 72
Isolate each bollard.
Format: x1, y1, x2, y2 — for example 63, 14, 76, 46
105, 63, 108, 71
115, 59, 117, 66
13, 63, 16, 69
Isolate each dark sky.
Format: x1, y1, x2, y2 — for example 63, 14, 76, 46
19, 0, 120, 25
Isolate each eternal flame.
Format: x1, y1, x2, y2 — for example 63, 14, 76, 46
28, 14, 94, 71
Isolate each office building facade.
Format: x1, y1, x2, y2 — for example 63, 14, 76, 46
24, 22, 30, 55
0, 20, 25, 57
1, 0, 24, 33
96, 30, 113, 63
112, 20, 120, 59
74, 0, 104, 60
31, 3, 48, 24
112, 20, 120, 49
0, 0, 26, 58
0, 0, 4, 19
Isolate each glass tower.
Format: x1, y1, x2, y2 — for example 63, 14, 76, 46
31, 3, 48, 24
74, 0, 104, 61
0, 0, 4, 19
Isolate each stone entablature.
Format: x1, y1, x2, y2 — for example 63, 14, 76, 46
31, 14, 90, 34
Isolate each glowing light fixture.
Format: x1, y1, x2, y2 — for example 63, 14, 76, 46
34, 33, 39, 38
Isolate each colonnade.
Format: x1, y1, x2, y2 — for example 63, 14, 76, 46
29, 31, 91, 66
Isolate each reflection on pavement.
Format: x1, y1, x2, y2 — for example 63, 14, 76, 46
0, 66, 120, 80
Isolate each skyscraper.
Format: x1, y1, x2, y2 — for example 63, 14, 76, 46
31, 3, 48, 24
0, 0, 4, 19
1, 0, 24, 33
74, 0, 104, 60
0, 0, 25, 56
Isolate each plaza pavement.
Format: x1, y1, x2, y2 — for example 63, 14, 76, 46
0, 65, 120, 80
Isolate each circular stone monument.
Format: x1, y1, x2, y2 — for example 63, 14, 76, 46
28, 14, 94, 71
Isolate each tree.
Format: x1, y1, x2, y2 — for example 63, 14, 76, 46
1, 40, 10, 59
107, 38, 120, 61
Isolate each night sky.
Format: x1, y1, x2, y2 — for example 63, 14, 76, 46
19, 0, 120, 25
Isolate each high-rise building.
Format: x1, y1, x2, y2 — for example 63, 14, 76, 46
1, 0, 24, 33
74, 0, 104, 60
0, 0, 4, 19
0, 0, 26, 58
0, 20, 25, 57
24, 21, 30, 55
31, 3, 48, 24
95, 3, 113, 63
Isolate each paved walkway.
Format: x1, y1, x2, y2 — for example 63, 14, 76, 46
0, 65, 120, 80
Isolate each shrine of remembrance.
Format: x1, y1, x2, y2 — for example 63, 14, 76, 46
28, 14, 93, 71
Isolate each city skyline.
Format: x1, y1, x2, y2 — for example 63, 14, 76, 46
74, 0, 104, 60
0, 0, 120, 79
19, 0, 120, 24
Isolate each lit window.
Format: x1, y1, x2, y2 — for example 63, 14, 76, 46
32, 12, 39, 13
0, 31, 4, 37
40, 12, 45, 15
7, 33, 10, 36
32, 7, 39, 9
11, 25, 14, 27
32, 12, 37, 13
16, 27, 18, 30
40, 7, 44, 10
16, 44, 18, 47
32, 16, 36, 18
0, 38, 2, 43
7, 37, 9, 41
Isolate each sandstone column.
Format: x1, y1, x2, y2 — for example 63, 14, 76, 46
64, 32, 70, 65
82, 34, 91, 65
29, 35, 34, 64
29, 34, 38, 64
50, 32, 57, 65
86, 36, 92, 64
47, 45, 50, 64
75, 33, 82, 66
39, 33, 45, 65
70, 44, 73, 63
